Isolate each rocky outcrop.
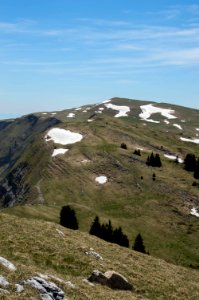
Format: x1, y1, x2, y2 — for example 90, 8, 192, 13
0, 162, 29, 207
24, 276, 66, 300
88, 270, 133, 290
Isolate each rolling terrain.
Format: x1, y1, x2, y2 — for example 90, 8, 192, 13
0, 97, 199, 274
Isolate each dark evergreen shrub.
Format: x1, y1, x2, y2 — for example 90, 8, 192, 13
121, 143, 127, 149
60, 205, 79, 230
133, 233, 146, 254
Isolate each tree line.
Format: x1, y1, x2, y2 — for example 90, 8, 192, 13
60, 205, 147, 254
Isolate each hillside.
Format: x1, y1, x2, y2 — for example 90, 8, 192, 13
0, 97, 199, 268
0, 213, 198, 300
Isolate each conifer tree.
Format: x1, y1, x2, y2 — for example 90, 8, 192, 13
89, 216, 101, 236
133, 233, 146, 254
184, 153, 196, 172
60, 205, 79, 230
194, 159, 199, 179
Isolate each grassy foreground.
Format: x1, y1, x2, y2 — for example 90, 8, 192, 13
0, 213, 198, 300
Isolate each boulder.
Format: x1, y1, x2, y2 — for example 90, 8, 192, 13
88, 270, 133, 290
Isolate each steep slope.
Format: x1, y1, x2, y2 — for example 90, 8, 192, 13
0, 213, 198, 300
1, 97, 199, 267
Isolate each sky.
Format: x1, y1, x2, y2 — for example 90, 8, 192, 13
0, 0, 199, 118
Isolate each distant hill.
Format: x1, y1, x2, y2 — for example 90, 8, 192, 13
0, 97, 199, 269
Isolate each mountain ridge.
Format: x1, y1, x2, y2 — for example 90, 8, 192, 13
0, 97, 199, 269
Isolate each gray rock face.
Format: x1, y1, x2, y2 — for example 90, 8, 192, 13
24, 276, 66, 300
88, 270, 133, 291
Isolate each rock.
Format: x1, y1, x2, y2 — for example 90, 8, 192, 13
24, 276, 66, 300
88, 270, 133, 291
82, 278, 94, 287
0, 276, 9, 287
0, 256, 17, 271
85, 248, 103, 260
0, 288, 9, 294
88, 270, 107, 286
105, 271, 133, 290
15, 283, 24, 293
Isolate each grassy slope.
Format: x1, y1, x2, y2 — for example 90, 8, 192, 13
3, 98, 199, 268
0, 213, 198, 300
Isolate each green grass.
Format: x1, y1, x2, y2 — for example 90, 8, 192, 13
0, 213, 198, 300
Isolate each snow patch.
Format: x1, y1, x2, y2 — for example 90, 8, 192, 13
0, 257, 16, 271
52, 148, 68, 157
99, 107, 104, 111
95, 176, 107, 184
173, 124, 182, 130
190, 208, 199, 217
196, 128, 199, 131
67, 113, 75, 118
164, 119, 170, 124
139, 104, 177, 123
105, 103, 130, 117
51, 112, 57, 115
42, 112, 47, 115
181, 120, 186, 123
45, 128, 83, 145
75, 107, 82, 111
102, 99, 111, 103
164, 154, 183, 163
180, 137, 199, 144
87, 119, 93, 122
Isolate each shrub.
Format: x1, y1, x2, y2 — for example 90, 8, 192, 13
60, 205, 79, 230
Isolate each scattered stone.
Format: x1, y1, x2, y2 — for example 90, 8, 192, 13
85, 248, 103, 260
0, 288, 9, 294
15, 283, 24, 293
82, 278, 94, 287
24, 276, 66, 300
88, 270, 133, 290
0, 276, 9, 287
56, 229, 65, 237
105, 271, 133, 290
0, 256, 17, 271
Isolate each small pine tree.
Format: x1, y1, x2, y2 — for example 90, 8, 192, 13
60, 205, 79, 230
133, 233, 146, 254
121, 143, 127, 150
184, 153, 196, 172
89, 216, 101, 236
194, 159, 199, 179
134, 149, 141, 156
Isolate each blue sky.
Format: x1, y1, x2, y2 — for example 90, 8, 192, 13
0, 0, 199, 118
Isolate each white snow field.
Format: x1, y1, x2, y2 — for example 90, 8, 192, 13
164, 154, 183, 163
45, 128, 83, 145
67, 113, 75, 118
95, 176, 107, 184
52, 148, 68, 157
173, 124, 182, 130
102, 99, 111, 103
139, 104, 177, 123
0, 256, 17, 271
105, 103, 130, 117
190, 208, 199, 217
180, 137, 199, 144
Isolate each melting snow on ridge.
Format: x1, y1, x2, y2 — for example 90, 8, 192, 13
190, 208, 199, 217
164, 154, 183, 163
52, 148, 68, 157
139, 104, 177, 123
95, 176, 107, 184
0, 256, 17, 271
173, 124, 182, 130
67, 113, 75, 118
180, 137, 199, 144
102, 99, 111, 103
105, 103, 130, 117
45, 128, 83, 145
